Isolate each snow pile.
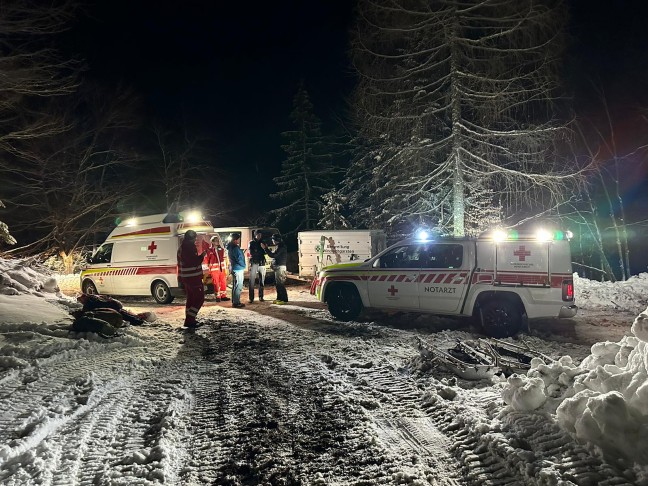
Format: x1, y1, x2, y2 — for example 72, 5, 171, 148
502, 307, 648, 474
0, 258, 147, 366
0, 257, 61, 296
575, 272, 648, 314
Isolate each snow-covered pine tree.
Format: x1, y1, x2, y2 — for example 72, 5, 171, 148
0, 200, 17, 247
319, 190, 351, 230
271, 82, 339, 233
346, 0, 576, 237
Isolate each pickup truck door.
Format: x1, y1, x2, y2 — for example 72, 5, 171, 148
367, 244, 422, 310
418, 243, 470, 313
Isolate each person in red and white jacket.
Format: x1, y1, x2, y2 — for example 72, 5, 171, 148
205, 235, 230, 302
177, 230, 207, 328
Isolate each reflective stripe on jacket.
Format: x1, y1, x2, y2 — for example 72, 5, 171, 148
178, 239, 204, 280
205, 246, 226, 272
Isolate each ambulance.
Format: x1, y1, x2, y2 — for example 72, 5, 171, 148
311, 228, 578, 338
80, 211, 214, 304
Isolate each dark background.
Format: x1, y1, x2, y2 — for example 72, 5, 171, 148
59, 1, 648, 274
63, 0, 356, 217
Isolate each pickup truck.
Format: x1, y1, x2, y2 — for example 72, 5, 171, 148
310, 229, 577, 337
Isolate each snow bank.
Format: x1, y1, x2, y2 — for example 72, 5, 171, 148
575, 272, 648, 314
502, 306, 648, 475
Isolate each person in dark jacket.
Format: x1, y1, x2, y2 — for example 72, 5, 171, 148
178, 230, 207, 327
247, 230, 267, 303
263, 233, 288, 304
226, 233, 246, 308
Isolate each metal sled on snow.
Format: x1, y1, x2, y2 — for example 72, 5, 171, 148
416, 336, 554, 380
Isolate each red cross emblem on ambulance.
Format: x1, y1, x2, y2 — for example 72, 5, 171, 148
514, 246, 531, 261
148, 241, 158, 254
387, 284, 398, 296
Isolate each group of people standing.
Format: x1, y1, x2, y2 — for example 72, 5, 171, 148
177, 229, 288, 328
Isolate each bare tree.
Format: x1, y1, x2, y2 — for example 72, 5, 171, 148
0, 0, 80, 261
562, 91, 648, 281
1, 84, 141, 273
0, 1, 79, 155
346, 0, 579, 236
147, 125, 228, 219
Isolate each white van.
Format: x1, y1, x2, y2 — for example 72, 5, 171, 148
80, 211, 214, 304
211, 226, 281, 277
298, 229, 387, 278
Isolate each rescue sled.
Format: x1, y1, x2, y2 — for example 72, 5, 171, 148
476, 337, 553, 375
416, 337, 499, 380
416, 336, 554, 380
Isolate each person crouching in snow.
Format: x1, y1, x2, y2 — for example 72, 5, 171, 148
178, 229, 207, 328
205, 235, 229, 302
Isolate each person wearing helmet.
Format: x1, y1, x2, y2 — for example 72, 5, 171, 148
177, 230, 207, 328
262, 233, 288, 304
226, 232, 246, 308
205, 234, 229, 302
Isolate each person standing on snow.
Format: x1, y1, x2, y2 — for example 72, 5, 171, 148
247, 230, 267, 303
205, 235, 229, 302
226, 233, 246, 308
178, 230, 207, 328
262, 233, 288, 304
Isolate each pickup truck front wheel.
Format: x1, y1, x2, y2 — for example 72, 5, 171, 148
327, 285, 362, 321
480, 300, 522, 338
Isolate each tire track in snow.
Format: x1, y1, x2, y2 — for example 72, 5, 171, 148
0, 337, 191, 484
177, 317, 464, 485
419, 365, 637, 485
315, 337, 466, 485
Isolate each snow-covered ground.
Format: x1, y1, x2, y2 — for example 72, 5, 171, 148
0, 257, 647, 485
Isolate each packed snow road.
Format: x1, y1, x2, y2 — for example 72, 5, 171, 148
0, 283, 638, 485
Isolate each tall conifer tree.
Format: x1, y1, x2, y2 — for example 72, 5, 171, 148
272, 82, 338, 234
346, 0, 576, 236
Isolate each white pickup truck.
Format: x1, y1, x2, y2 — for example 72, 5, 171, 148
310, 229, 577, 337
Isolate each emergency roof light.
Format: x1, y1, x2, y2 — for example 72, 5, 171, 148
416, 229, 431, 241
492, 229, 507, 242
184, 211, 202, 223
490, 227, 572, 242
535, 228, 553, 242
125, 217, 137, 227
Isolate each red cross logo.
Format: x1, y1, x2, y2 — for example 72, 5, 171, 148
387, 284, 398, 296
148, 241, 158, 254
514, 246, 531, 261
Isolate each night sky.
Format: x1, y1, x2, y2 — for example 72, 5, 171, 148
62, 1, 648, 219
63, 0, 355, 217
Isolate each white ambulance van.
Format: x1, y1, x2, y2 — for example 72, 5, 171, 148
80, 211, 214, 304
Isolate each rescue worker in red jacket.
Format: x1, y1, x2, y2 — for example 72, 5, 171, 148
205, 234, 229, 302
177, 230, 207, 328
